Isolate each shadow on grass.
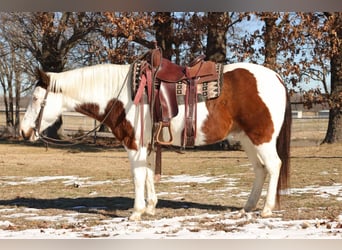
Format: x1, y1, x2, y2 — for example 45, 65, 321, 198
0, 138, 125, 153
0, 196, 239, 218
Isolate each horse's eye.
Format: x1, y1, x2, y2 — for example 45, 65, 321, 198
33, 96, 38, 102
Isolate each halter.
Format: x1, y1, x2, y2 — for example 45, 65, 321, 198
34, 84, 50, 139
32, 48, 159, 148
33, 69, 130, 147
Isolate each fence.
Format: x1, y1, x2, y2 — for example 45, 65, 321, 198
0, 110, 329, 143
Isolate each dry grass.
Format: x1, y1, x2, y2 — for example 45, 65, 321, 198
0, 136, 341, 232
0, 117, 341, 233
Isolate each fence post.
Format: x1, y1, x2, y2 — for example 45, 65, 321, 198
94, 119, 97, 144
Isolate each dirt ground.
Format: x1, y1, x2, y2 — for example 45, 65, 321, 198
0, 136, 341, 238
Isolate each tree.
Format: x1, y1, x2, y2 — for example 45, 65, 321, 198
1, 12, 101, 72
293, 12, 342, 143
205, 12, 230, 63
154, 12, 173, 60
320, 13, 342, 143
241, 12, 341, 143
261, 13, 280, 70
0, 31, 34, 137
102, 12, 155, 63
1, 12, 103, 138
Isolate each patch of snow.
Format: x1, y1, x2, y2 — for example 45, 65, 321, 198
2, 213, 38, 218
157, 192, 180, 197
160, 174, 226, 184
26, 213, 80, 224
0, 221, 14, 227
0, 175, 113, 188
0, 174, 341, 239
0, 208, 17, 213
0, 209, 341, 239
285, 184, 342, 200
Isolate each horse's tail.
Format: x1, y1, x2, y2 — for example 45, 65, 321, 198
276, 88, 292, 205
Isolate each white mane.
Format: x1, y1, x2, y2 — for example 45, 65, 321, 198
47, 64, 131, 104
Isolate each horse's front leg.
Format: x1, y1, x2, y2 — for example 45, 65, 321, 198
145, 149, 157, 215
127, 146, 157, 221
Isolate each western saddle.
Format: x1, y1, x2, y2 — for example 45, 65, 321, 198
133, 47, 222, 146
132, 47, 222, 180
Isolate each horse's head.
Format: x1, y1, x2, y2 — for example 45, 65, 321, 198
20, 69, 63, 141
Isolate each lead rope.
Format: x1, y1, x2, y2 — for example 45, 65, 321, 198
35, 50, 155, 148
150, 46, 163, 181
35, 64, 134, 148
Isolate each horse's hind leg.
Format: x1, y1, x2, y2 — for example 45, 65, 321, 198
240, 137, 267, 213
241, 137, 281, 217
256, 142, 282, 217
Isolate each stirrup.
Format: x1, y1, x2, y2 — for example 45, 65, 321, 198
155, 121, 173, 145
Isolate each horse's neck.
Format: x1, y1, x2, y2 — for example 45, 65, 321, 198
53, 65, 132, 118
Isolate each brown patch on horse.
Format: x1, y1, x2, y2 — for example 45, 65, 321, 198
75, 100, 138, 150
202, 68, 274, 145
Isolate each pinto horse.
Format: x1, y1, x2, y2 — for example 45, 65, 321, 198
20, 62, 291, 221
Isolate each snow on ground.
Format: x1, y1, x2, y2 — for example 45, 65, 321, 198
0, 175, 341, 238
160, 174, 227, 184
0, 209, 341, 239
0, 175, 113, 188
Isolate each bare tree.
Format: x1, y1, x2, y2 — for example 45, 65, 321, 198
1, 12, 103, 138
1, 12, 101, 72
0, 31, 34, 137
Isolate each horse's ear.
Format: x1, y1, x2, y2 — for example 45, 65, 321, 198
35, 68, 50, 89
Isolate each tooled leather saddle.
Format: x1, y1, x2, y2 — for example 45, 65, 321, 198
132, 47, 223, 148
132, 47, 223, 181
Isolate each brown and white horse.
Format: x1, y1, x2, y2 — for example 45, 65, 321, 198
20, 62, 291, 221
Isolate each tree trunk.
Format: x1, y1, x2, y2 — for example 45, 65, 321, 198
7, 62, 14, 127
263, 14, 279, 70
205, 12, 232, 149
324, 107, 342, 143
154, 12, 173, 60
205, 12, 229, 63
322, 13, 342, 143
14, 59, 22, 138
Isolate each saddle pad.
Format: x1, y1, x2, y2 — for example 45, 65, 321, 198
132, 60, 142, 100
131, 60, 223, 104
176, 63, 223, 104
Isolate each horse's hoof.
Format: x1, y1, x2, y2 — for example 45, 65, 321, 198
129, 212, 142, 221
261, 209, 272, 218
145, 199, 157, 216
145, 206, 156, 216
231, 209, 246, 219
